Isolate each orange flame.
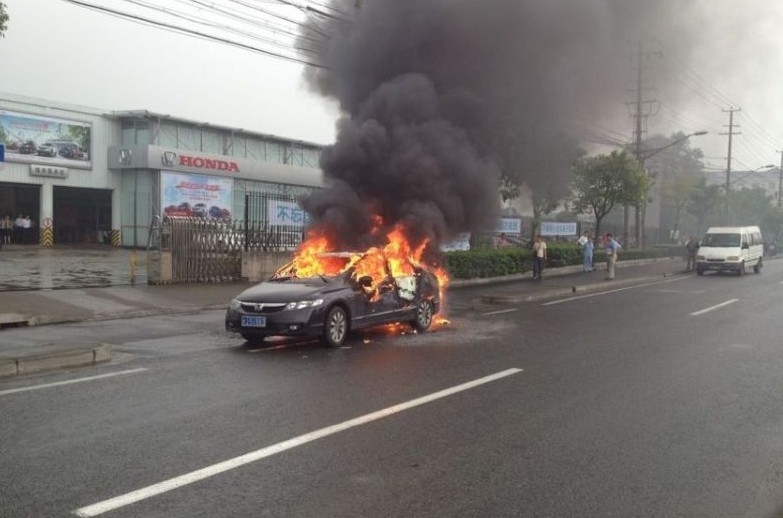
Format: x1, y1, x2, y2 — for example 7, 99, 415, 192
277, 221, 450, 312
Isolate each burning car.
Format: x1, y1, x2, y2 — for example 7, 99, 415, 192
225, 248, 440, 347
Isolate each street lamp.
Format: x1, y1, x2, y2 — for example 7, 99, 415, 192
635, 130, 708, 248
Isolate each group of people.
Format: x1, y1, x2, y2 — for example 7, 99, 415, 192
530, 231, 622, 280
0, 214, 36, 245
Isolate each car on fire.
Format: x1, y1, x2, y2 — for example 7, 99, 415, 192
225, 250, 440, 347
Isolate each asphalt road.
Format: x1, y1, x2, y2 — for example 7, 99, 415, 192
2, 262, 783, 518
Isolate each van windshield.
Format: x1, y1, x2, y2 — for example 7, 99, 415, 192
701, 233, 741, 247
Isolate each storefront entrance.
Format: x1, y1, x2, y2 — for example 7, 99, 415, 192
0, 183, 41, 244
54, 186, 112, 244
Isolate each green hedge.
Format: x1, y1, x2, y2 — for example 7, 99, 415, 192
443, 243, 684, 279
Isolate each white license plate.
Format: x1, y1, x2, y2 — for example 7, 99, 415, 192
241, 315, 267, 327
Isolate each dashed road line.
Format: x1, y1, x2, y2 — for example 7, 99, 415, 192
482, 308, 519, 316
73, 368, 523, 517
0, 368, 148, 397
689, 299, 739, 316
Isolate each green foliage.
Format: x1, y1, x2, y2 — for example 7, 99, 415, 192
442, 241, 681, 279
571, 150, 649, 240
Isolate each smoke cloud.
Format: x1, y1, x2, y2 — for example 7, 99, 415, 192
300, 0, 703, 251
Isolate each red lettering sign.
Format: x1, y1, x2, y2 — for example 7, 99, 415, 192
178, 154, 239, 173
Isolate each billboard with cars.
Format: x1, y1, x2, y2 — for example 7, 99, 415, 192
0, 110, 92, 169
161, 171, 233, 220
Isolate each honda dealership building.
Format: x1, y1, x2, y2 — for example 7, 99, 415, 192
0, 92, 324, 247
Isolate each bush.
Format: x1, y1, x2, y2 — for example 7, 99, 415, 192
443, 242, 683, 279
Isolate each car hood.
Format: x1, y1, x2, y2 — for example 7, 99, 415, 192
235, 279, 339, 302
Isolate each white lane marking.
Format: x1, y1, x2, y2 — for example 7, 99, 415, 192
482, 308, 519, 316
689, 298, 739, 316
542, 275, 689, 306
0, 368, 148, 397
73, 368, 523, 517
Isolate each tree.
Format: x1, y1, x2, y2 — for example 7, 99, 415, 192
686, 178, 723, 235
0, 2, 8, 39
643, 132, 706, 239
571, 150, 649, 245
527, 133, 584, 235
729, 187, 772, 226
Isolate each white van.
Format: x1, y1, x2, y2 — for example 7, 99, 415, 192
695, 226, 764, 276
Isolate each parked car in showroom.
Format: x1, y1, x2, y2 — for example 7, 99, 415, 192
225, 250, 440, 347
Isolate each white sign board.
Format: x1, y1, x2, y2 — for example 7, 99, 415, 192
441, 232, 471, 252
495, 217, 522, 235
268, 200, 310, 226
540, 221, 578, 236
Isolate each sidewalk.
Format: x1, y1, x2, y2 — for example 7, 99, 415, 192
0, 247, 686, 378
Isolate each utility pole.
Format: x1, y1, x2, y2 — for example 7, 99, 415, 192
627, 40, 660, 249
777, 149, 783, 208
720, 107, 741, 223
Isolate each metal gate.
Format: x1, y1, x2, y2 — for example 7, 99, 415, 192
147, 192, 306, 283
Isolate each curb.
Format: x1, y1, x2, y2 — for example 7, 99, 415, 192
0, 343, 111, 379
479, 273, 673, 305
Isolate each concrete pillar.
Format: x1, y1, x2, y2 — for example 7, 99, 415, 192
111, 187, 121, 247
147, 251, 172, 284
39, 182, 54, 246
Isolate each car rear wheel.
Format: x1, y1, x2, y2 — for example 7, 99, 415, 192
412, 299, 434, 332
322, 306, 348, 348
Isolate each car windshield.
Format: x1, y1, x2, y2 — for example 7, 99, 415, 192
701, 233, 741, 247
271, 253, 354, 280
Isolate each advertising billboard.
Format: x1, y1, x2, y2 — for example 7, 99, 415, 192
161, 171, 234, 220
0, 110, 92, 169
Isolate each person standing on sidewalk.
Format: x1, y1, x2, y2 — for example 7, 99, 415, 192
531, 234, 547, 280
604, 233, 621, 280
685, 235, 699, 271
577, 231, 594, 272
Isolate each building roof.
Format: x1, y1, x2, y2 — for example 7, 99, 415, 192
108, 110, 326, 149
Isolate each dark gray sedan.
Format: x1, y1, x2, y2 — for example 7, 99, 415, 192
225, 251, 440, 347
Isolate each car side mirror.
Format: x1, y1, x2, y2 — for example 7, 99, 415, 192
358, 275, 373, 288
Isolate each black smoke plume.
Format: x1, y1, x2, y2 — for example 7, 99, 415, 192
299, 0, 701, 251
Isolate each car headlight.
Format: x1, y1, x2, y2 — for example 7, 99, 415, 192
229, 298, 242, 311
696, 255, 705, 260
727, 256, 740, 261
285, 299, 324, 310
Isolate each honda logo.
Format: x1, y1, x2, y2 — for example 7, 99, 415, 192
162, 151, 178, 167
118, 149, 133, 165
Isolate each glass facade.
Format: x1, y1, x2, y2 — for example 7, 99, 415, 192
120, 170, 156, 247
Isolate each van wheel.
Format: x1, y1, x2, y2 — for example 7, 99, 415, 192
753, 258, 762, 273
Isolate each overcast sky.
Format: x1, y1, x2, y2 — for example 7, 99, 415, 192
1, 0, 783, 178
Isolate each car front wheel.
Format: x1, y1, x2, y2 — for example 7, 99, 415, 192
412, 299, 434, 332
322, 306, 348, 348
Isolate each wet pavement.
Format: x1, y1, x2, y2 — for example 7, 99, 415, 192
0, 245, 691, 378
0, 244, 147, 290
